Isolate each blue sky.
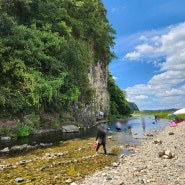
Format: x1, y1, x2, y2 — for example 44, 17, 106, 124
102, 0, 185, 110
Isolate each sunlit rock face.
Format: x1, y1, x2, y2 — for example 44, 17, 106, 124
80, 62, 109, 124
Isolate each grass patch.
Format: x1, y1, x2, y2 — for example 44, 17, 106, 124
108, 114, 127, 122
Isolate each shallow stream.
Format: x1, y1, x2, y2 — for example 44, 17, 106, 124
0, 116, 170, 184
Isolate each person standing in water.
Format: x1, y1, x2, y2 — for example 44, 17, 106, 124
95, 126, 107, 154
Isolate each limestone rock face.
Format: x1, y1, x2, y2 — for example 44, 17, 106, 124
88, 62, 109, 116
76, 62, 109, 125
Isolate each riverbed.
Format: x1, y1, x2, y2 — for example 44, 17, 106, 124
0, 116, 170, 184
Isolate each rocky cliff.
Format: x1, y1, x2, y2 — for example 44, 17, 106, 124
74, 62, 109, 125
89, 62, 109, 115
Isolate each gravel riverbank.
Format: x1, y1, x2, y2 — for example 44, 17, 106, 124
80, 122, 185, 185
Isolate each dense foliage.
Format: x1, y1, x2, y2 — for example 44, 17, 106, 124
108, 73, 130, 115
0, 0, 115, 117
128, 102, 139, 113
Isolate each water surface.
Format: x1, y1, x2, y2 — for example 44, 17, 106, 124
0, 116, 169, 150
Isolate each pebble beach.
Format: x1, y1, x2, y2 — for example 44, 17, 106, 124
80, 122, 185, 185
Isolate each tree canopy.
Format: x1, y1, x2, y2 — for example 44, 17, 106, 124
128, 102, 139, 114
0, 0, 115, 116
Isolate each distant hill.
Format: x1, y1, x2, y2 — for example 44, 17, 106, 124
128, 102, 139, 113
142, 108, 178, 113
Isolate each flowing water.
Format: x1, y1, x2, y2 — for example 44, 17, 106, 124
0, 116, 169, 150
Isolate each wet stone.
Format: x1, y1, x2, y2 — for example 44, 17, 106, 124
106, 176, 112, 180
66, 179, 72, 184
15, 177, 24, 183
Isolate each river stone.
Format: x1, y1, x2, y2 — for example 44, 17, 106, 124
153, 140, 162, 144
65, 179, 72, 183
40, 143, 53, 148
15, 177, 24, 183
62, 125, 79, 133
1, 136, 11, 141
70, 183, 78, 185
19, 160, 27, 165
158, 151, 165, 158
146, 133, 153, 137
106, 176, 112, 180
11, 144, 28, 151
169, 132, 175, 135
113, 180, 125, 185
162, 155, 170, 159
112, 162, 119, 167
0, 147, 10, 153
138, 178, 145, 184
165, 150, 173, 158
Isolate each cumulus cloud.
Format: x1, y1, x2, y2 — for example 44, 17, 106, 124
112, 76, 117, 80
125, 22, 185, 110
125, 52, 141, 60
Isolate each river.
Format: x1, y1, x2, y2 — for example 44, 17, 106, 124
0, 116, 169, 151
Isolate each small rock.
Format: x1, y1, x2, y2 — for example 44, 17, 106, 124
0, 147, 10, 153
102, 172, 107, 176
105, 166, 110, 170
119, 154, 125, 158
82, 155, 92, 160
1, 136, 11, 141
158, 151, 165, 158
169, 132, 175, 135
139, 178, 145, 184
162, 155, 169, 159
106, 176, 112, 180
125, 144, 130, 148
108, 136, 112, 139
70, 183, 78, 185
40, 167, 45, 172
165, 150, 172, 158
54, 176, 59, 179
19, 160, 27, 165
112, 162, 119, 167
146, 133, 153, 137
15, 177, 24, 183
113, 180, 125, 185
153, 140, 162, 144
66, 179, 72, 184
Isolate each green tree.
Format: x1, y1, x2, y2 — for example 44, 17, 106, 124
0, 0, 115, 118
108, 73, 131, 115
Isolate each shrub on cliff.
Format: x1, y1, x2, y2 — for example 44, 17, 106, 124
108, 73, 131, 115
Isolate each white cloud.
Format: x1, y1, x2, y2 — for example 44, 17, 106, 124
125, 51, 141, 61
135, 44, 154, 54
112, 76, 117, 80
135, 95, 148, 100
139, 36, 148, 42
124, 22, 185, 110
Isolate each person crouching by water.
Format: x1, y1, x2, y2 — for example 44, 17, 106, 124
95, 126, 107, 154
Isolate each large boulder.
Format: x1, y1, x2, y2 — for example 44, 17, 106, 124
0, 147, 10, 154
1, 136, 11, 141
62, 125, 79, 133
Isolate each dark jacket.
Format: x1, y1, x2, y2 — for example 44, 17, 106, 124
96, 130, 106, 144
